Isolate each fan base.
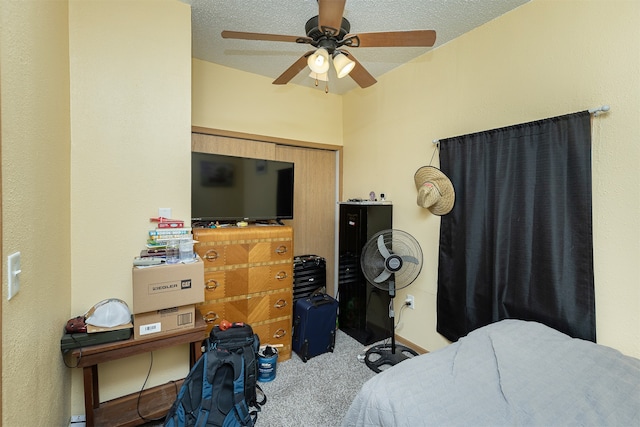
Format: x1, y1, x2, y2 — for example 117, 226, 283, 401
364, 343, 418, 373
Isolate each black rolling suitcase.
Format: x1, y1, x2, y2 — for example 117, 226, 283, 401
292, 293, 338, 362
293, 255, 327, 304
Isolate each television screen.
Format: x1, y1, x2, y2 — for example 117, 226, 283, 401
191, 152, 294, 222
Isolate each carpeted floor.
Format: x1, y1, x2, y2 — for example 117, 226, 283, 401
144, 329, 378, 427
255, 329, 376, 426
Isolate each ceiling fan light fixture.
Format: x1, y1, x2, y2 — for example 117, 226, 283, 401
333, 52, 356, 78
307, 48, 330, 74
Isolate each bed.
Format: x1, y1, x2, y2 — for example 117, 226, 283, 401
342, 319, 640, 426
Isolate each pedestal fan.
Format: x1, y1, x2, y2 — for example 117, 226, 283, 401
360, 229, 423, 373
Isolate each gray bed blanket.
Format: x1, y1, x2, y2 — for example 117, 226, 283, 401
342, 319, 640, 426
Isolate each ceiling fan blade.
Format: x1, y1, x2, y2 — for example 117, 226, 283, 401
273, 51, 315, 85
374, 269, 392, 284
318, 0, 346, 36
222, 30, 312, 44
341, 50, 377, 88
346, 30, 436, 48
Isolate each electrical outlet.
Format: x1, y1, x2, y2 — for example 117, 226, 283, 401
405, 294, 415, 310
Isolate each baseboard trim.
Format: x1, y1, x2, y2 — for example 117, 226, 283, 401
395, 334, 429, 355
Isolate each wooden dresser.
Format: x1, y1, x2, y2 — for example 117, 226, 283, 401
193, 226, 294, 361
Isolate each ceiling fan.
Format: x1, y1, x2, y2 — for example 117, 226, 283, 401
221, 0, 436, 91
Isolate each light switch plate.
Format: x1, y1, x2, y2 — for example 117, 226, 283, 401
159, 207, 172, 219
8, 252, 21, 300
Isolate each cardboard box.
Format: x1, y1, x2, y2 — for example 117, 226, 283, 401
133, 304, 195, 339
132, 256, 204, 314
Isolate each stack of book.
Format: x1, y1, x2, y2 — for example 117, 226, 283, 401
147, 227, 193, 249
146, 216, 190, 249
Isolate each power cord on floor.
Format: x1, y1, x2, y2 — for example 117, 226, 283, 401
136, 351, 179, 423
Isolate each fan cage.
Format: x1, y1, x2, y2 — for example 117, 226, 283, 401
360, 229, 423, 291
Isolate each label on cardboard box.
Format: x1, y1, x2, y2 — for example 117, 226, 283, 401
134, 305, 195, 339
148, 278, 192, 295
139, 322, 162, 336
132, 256, 204, 314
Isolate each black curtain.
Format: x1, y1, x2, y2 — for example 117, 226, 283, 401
437, 111, 595, 342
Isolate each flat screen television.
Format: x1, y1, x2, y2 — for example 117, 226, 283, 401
191, 152, 294, 222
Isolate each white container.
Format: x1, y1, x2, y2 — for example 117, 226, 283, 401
165, 241, 180, 264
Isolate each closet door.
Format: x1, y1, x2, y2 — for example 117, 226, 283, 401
192, 133, 275, 158
276, 144, 337, 297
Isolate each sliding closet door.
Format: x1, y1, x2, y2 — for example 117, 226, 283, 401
276, 144, 337, 297
192, 133, 275, 158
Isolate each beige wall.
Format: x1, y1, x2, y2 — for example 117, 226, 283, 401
342, 0, 640, 357
67, 0, 192, 415
1, 1, 72, 425
192, 59, 344, 146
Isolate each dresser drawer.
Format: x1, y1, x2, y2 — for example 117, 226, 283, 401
249, 264, 292, 294
196, 243, 248, 267
195, 227, 293, 268
203, 264, 292, 301
253, 318, 292, 362
197, 241, 292, 268
199, 289, 293, 327
203, 269, 248, 300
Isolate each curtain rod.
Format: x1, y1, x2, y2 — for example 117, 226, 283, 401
432, 105, 610, 145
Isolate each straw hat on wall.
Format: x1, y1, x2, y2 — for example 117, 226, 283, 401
414, 166, 455, 216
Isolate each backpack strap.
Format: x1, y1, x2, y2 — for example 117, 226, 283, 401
197, 349, 254, 426
230, 355, 254, 426
255, 384, 267, 406
195, 351, 215, 427
245, 383, 266, 425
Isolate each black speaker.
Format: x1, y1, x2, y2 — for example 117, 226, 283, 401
337, 203, 392, 345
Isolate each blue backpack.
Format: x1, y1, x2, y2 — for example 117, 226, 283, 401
164, 324, 265, 427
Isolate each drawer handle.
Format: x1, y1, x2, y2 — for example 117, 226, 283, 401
273, 328, 287, 339
275, 245, 288, 255
274, 299, 287, 309
204, 249, 219, 261
205, 279, 219, 290
203, 311, 219, 323
275, 271, 288, 280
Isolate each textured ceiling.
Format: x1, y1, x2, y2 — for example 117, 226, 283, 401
180, 0, 530, 94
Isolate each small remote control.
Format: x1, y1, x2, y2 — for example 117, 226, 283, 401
133, 257, 164, 266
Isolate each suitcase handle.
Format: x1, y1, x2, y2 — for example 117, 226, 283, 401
309, 295, 333, 307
